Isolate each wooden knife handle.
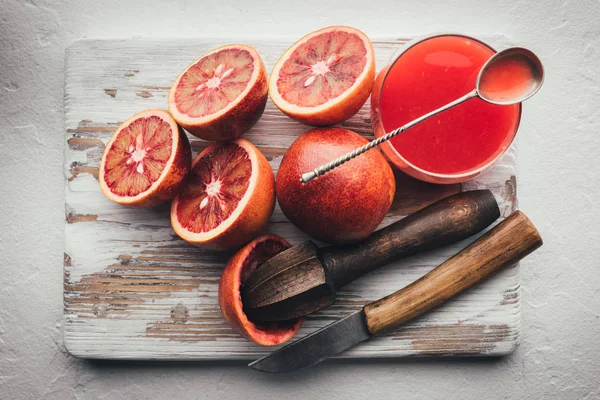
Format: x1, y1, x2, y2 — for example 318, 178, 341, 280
363, 211, 543, 336
322, 190, 500, 290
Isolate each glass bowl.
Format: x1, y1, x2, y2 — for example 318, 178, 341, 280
370, 34, 522, 184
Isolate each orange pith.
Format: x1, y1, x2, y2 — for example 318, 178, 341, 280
174, 48, 255, 118
175, 143, 252, 233
277, 31, 367, 107
103, 115, 173, 197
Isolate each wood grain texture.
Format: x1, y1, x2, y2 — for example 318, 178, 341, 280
363, 211, 542, 336
64, 37, 521, 360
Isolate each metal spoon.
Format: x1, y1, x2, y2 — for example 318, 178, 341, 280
300, 47, 544, 183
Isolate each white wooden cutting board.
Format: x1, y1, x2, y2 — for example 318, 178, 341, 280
64, 37, 521, 360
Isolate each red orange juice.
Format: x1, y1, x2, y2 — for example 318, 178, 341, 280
371, 35, 522, 184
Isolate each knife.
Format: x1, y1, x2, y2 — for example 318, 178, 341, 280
249, 210, 542, 372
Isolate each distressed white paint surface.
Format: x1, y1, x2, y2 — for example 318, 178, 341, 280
64, 38, 521, 360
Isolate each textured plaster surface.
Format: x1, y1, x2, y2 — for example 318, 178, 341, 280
0, 0, 598, 399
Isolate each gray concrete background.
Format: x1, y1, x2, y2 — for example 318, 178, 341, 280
1, 0, 599, 399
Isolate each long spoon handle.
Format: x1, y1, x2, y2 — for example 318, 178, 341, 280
300, 89, 479, 184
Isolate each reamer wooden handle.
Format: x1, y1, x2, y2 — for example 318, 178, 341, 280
322, 189, 500, 289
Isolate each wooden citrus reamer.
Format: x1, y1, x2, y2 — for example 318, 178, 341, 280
242, 190, 500, 322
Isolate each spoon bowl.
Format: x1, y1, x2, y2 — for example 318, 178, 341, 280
476, 47, 544, 105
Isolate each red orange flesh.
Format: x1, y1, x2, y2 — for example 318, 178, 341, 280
269, 26, 375, 126
99, 109, 191, 207
168, 45, 268, 141
170, 138, 275, 250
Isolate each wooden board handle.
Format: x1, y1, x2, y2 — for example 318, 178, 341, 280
322, 190, 500, 289
363, 211, 543, 336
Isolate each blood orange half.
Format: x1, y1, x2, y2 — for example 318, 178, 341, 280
99, 109, 191, 207
168, 44, 268, 141
219, 234, 303, 346
170, 138, 275, 250
269, 26, 376, 126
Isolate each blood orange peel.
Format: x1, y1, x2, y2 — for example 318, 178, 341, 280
99, 109, 191, 207
276, 127, 396, 244
168, 44, 268, 141
219, 234, 303, 346
269, 26, 376, 126
170, 138, 275, 251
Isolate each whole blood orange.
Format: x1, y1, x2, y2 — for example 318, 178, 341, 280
99, 109, 191, 207
170, 138, 275, 250
168, 44, 268, 141
276, 127, 396, 244
219, 234, 303, 346
269, 26, 376, 126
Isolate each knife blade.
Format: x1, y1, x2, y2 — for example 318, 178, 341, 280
249, 311, 370, 373
249, 211, 542, 373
